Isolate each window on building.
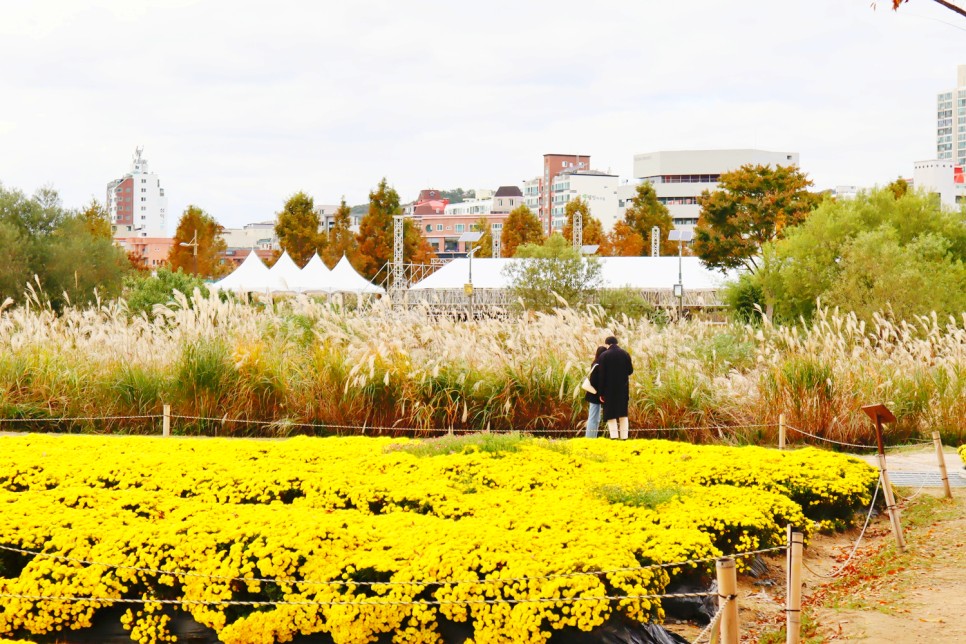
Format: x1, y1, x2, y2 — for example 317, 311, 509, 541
455, 224, 465, 233
436, 224, 443, 231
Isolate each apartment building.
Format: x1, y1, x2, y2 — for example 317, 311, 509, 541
108, 147, 168, 238
549, 169, 620, 232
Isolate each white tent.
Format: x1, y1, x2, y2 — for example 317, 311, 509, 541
409, 257, 734, 291
299, 253, 335, 293
268, 250, 304, 293
213, 250, 286, 293
329, 255, 386, 294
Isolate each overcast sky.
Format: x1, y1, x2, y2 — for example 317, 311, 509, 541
1, 0, 964, 229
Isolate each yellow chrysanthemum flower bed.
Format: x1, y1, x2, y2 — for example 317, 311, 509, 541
0, 434, 877, 644
958, 443, 965, 467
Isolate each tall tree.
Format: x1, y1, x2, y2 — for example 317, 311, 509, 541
473, 216, 494, 258
44, 214, 131, 306
275, 191, 322, 267
600, 221, 645, 257
78, 198, 113, 239
500, 204, 544, 258
321, 198, 359, 268
887, 177, 910, 200
0, 220, 29, 301
0, 184, 66, 303
503, 233, 602, 311
693, 164, 819, 274
168, 205, 228, 278
355, 178, 432, 282
560, 197, 604, 247
763, 187, 966, 322
623, 182, 676, 256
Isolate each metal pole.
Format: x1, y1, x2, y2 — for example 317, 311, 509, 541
678, 240, 684, 319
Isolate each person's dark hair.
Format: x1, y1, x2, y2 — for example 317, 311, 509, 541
604, 336, 618, 346
594, 345, 607, 361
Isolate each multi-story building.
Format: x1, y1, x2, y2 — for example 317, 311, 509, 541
622, 149, 800, 233
525, 154, 592, 234
414, 186, 522, 259
549, 169, 620, 232
936, 65, 966, 165
219, 222, 279, 268
108, 147, 168, 238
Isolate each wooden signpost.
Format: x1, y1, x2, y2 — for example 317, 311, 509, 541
860, 403, 905, 552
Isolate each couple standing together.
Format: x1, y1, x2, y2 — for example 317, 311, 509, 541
584, 336, 634, 439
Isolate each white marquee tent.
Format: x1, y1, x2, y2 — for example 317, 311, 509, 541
299, 253, 334, 293
329, 255, 385, 295
212, 250, 286, 293
267, 250, 304, 292
213, 251, 385, 295
408, 257, 734, 291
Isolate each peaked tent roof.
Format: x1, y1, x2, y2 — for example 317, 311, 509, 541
329, 255, 386, 294
299, 253, 335, 293
268, 250, 304, 292
213, 250, 286, 293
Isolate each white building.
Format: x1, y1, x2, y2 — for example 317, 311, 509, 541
107, 147, 168, 238
936, 65, 966, 165
622, 149, 801, 233
550, 170, 620, 232
913, 160, 965, 208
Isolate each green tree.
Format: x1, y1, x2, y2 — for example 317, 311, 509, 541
355, 178, 433, 283
0, 220, 29, 301
764, 187, 966, 322
560, 197, 604, 247
823, 229, 966, 324
694, 164, 819, 274
623, 182, 676, 255
43, 214, 131, 307
275, 192, 323, 267
168, 206, 228, 278
0, 184, 67, 303
500, 204, 544, 258
78, 198, 113, 240
503, 233, 602, 311
124, 267, 210, 318
321, 198, 359, 268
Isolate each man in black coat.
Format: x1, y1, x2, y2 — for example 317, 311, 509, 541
597, 336, 633, 439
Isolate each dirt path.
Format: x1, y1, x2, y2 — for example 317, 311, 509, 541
666, 448, 966, 643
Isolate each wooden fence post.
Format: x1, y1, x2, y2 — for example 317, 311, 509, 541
877, 453, 906, 552
716, 557, 739, 644
786, 529, 804, 644
778, 413, 786, 450
162, 404, 171, 437
932, 431, 953, 499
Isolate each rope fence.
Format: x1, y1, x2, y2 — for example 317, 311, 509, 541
0, 413, 941, 451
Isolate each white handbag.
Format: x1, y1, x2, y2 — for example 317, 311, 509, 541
581, 364, 598, 394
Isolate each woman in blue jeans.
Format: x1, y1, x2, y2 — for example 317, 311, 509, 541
584, 345, 607, 438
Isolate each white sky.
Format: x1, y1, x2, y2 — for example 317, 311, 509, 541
1, 0, 964, 229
